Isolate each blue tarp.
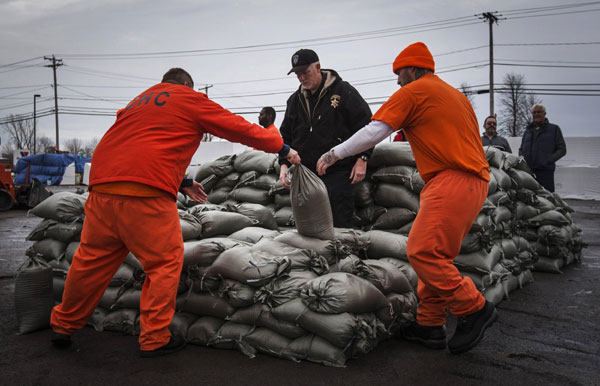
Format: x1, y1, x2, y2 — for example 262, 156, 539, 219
14, 154, 89, 185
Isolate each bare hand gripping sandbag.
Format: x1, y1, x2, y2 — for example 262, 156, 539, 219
290, 164, 335, 240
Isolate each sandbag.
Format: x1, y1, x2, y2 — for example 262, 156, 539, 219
228, 227, 281, 244
290, 165, 335, 240
484, 146, 506, 169
274, 206, 295, 227
176, 292, 236, 318
254, 271, 317, 308
379, 258, 418, 290
528, 210, 570, 227
194, 155, 236, 182
454, 245, 504, 274
362, 259, 413, 294
207, 187, 232, 204
229, 203, 278, 230
371, 207, 415, 231
243, 327, 294, 360
14, 256, 54, 334
507, 168, 541, 191
186, 316, 226, 345
183, 238, 246, 268
354, 181, 374, 208
537, 225, 573, 246
227, 186, 274, 206
102, 308, 139, 335
252, 238, 329, 275
26, 219, 82, 243
229, 303, 306, 339
373, 183, 420, 213
218, 279, 256, 308
283, 334, 347, 367
274, 231, 348, 264
274, 193, 292, 210
27, 238, 67, 262
490, 167, 512, 191
368, 142, 416, 168
371, 165, 414, 185
300, 272, 389, 314
206, 246, 291, 287
179, 210, 203, 241
213, 172, 241, 190
29, 191, 86, 222
169, 312, 196, 339
233, 150, 276, 174
235, 172, 279, 191
362, 230, 409, 261
197, 211, 257, 238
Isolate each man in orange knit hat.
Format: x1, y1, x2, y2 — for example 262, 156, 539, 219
316, 42, 497, 354
50, 68, 300, 357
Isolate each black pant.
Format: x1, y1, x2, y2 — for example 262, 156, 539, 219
320, 169, 355, 228
533, 169, 556, 192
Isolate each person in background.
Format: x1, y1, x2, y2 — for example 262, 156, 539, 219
316, 42, 497, 354
481, 115, 512, 153
50, 68, 300, 357
279, 48, 373, 228
254, 106, 280, 150
393, 129, 406, 142
519, 104, 566, 192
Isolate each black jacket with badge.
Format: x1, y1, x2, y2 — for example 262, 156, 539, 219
279, 69, 372, 173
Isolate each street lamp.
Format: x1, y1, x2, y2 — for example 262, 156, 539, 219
33, 94, 41, 154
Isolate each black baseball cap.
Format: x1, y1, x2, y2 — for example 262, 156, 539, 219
287, 49, 319, 75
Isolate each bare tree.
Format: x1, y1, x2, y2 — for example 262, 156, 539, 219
37, 136, 54, 154
64, 138, 84, 154
1, 114, 35, 149
202, 133, 214, 142
0, 143, 15, 162
83, 137, 99, 157
459, 82, 476, 109
498, 73, 542, 137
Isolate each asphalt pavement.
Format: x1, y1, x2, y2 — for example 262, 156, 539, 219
0, 198, 598, 386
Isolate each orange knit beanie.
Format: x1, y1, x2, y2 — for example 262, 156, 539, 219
393, 42, 435, 74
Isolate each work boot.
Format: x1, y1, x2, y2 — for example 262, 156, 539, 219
448, 300, 498, 354
51, 331, 72, 349
140, 334, 186, 358
399, 323, 447, 349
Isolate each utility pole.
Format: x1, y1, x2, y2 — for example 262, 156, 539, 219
44, 55, 63, 151
200, 85, 214, 142
478, 12, 502, 117
33, 94, 41, 154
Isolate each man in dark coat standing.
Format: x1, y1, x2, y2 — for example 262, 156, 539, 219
519, 104, 566, 192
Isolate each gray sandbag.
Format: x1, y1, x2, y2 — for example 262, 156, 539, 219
454, 245, 504, 274
362, 230, 408, 261
102, 308, 139, 335
283, 334, 347, 368
98, 286, 121, 309
537, 225, 573, 246
273, 298, 380, 351
207, 187, 232, 204
354, 180, 374, 208
228, 227, 281, 244
494, 238, 518, 261
14, 256, 53, 334
29, 191, 86, 222
460, 231, 492, 255
290, 164, 335, 240
233, 150, 277, 174
470, 213, 493, 234
373, 183, 420, 213
243, 328, 296, 361
409, 171, 425, 194
379, 258, 418, 290
185, 265, 221, 292
487, 172, 498, 196
64, 241, 79, 264
169, 312, 197, 340
194, 154, 236, 182
179, 210, 203, 241
27, 238, 67, 262
490, 167, 512, 191
362, 259, 413, 294
483, 281, 506, 305
26, 219, 82, 243
532, 242, 570, 261
176, 292, 236, 318
53, 276, 65, 302
507, 168, 541, 191
368, 141, 416, 168
109, 263, 135, 287
274, 193, 292, 210
353, 205, 387, 227
208, 322, 255, 351
254, 271, 317, 308
206, 246, 291, 287
252, 239, 329, 275
229, 303, 306, 339
371, 165, 415, 185
528, 210, 570, 227
385, 292, 418, 327
371, 207, 416, 231
503, 153, 531, 172
235, 172, 278, 191
334, 228, 370, 257
300, 272, 389, 314
186, 316, 225, 345
199, 174, 219, 195
228, 203, 278, 230
218, 279, 256, 308
487, 191, 512, 207
514, 201, 540, 220
532, 196, 557, 213
484, 146, 506, 169
112, 288, 141, 310
197, 211, 257, 238
213, 172, 241, 190
491, 205, 513, 225
183, 238, 247, 268
87, 307, 108, 332
188, 203, 228, 215
274, 231, 348, 264
227, 186, 274, 206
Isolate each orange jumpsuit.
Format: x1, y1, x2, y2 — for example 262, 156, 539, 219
372, 73, 490, 326
51, 82, 285, 351
254, 123, 280, 150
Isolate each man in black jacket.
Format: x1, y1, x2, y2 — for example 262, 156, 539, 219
279, 49, 372, 228
519, 104, 567, 192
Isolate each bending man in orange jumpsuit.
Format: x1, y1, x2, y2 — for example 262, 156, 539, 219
316, 42, 497, 354
50, 68, 300, 357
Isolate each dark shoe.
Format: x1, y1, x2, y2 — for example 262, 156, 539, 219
399, 323, 447, 349
51, 331, 72, 349
448, 300, 498, 354
140, 334, 186, 358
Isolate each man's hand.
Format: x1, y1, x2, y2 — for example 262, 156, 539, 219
316, 149, 339, 176
182, 180, 208, 203
350, 158, 367, 184
285, 148, 301, 165
279, 164, 291, 189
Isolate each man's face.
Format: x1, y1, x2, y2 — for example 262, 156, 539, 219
296, 63, 322, 93
532, 107, 546, 126
484, 118, 497, 136
396, 67, 416, 87
258, 109, 270, 128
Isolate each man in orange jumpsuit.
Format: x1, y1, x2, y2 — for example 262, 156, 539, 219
316, 42, 497, 354
50, 68, 300, 357
254, 106, 279, 150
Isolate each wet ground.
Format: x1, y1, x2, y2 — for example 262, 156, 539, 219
0, 198, 598, 386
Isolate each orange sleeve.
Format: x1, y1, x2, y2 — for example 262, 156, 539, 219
372, 88, 416, 130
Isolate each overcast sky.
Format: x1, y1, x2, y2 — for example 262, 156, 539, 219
1, 0, 598, 150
